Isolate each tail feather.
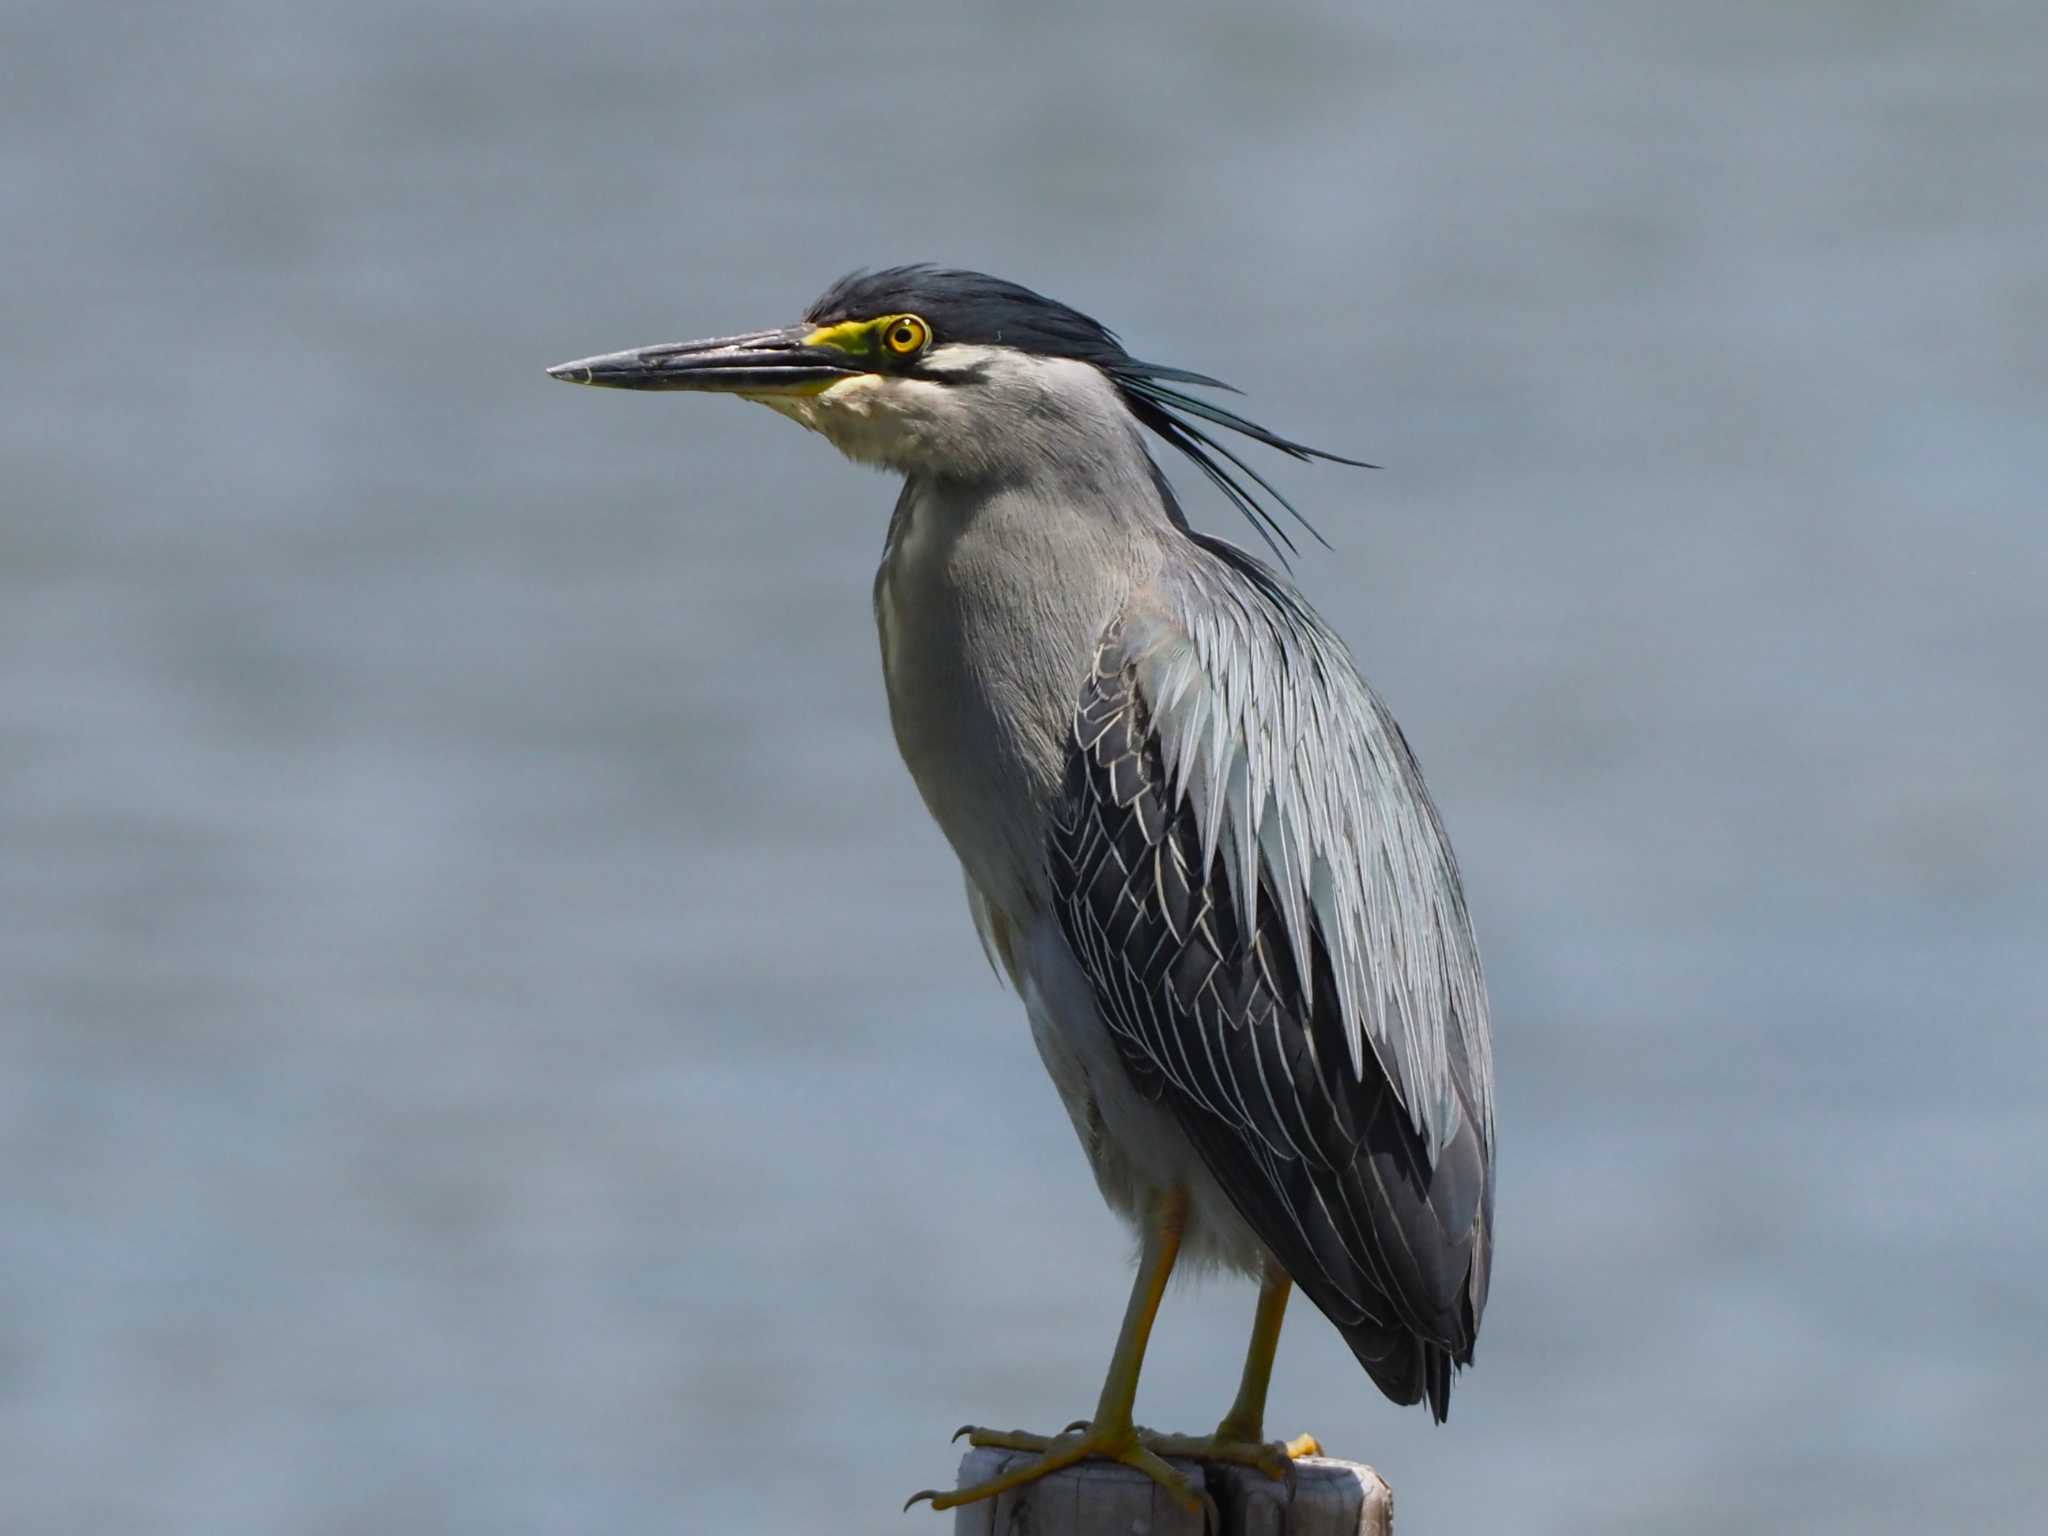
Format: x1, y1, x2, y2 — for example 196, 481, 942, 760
1333, 1315, 1465, 1424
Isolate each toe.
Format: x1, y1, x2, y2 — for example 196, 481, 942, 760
964, 1427, 1064, 1453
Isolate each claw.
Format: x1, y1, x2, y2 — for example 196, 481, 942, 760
916, 1424, 1201, 1516
916, 1419, 1308, 1518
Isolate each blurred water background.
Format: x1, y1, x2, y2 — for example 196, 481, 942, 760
5, 2, 2044, 1532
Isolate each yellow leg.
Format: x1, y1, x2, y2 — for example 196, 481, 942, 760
1129, 1268, 1320, 1478
1216, 1266, 1290, 1442
1090, 1184, 1185, 1434
908, 1188, 1202, 1514
1138, 1266, 1318, 1474
1214, 1266, 1316, 1458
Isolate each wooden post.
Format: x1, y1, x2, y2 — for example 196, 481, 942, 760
948, 1447, 1392, 1536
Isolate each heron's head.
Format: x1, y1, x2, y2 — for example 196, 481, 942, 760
549, 265, 1363, 556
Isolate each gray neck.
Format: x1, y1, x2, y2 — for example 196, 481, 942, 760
873, 369, 1181, 923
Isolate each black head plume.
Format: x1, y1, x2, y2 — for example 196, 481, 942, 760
809, 266, 1371, 561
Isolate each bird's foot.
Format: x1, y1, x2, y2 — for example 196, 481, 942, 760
945, 1417, 1090, 1454
906, 1419, 1205, 1516
994, 1418, 1320, 1480
907, 1419, 1322, 1515
1138, 1424, 1322, 1482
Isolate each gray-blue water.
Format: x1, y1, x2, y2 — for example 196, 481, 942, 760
5, 3, 2044, 1532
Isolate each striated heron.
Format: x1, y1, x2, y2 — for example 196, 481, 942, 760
548, 267, 1495, 1518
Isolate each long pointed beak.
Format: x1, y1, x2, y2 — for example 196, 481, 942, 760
546, 326, 862, 395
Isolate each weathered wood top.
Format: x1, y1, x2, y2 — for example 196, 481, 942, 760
948, 1446, 1392, 1536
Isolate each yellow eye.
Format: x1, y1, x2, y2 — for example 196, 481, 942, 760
883, 315, 929, 356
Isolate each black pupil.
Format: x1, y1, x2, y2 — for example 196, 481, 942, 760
894, 326, 914, 346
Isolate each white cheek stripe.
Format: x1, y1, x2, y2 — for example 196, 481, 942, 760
739, 347, 1120, 475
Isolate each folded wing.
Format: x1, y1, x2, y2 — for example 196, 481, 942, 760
1047, 536, 1494, 1416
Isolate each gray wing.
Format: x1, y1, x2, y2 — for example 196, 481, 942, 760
1048, 536, 1494, 1417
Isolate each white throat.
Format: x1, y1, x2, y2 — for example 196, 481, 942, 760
745, 346, 1147, 484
